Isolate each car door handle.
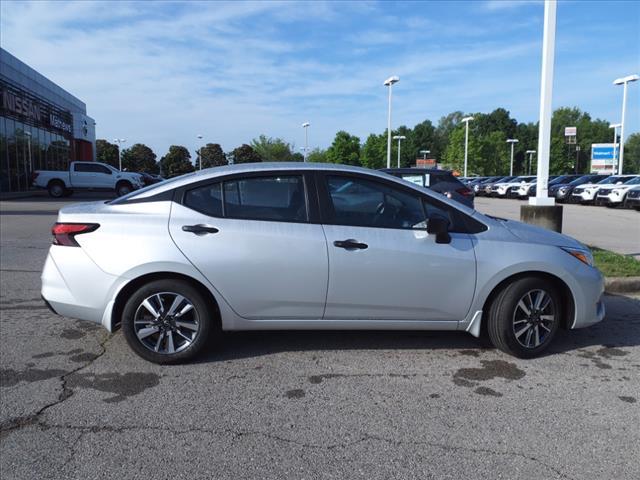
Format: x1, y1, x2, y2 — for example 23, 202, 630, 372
182, 224, 219, 235
333, 239, 368, 250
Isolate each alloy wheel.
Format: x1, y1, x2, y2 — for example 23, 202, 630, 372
133, 292, 200, 354
511, 289, 556, 349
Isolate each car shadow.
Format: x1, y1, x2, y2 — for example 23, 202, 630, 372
194, 294, 640, 363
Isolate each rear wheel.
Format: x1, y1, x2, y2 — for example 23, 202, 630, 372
487, 277, 561, 358
122, 279, 215, 364
48, 181, 65, 198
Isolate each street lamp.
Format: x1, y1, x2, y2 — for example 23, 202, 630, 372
609, 123, 621, 173
393, 135, 406, 168
196, 134, 203, 170
302, 122, 310, 162
525, 150, 536, 175
384, 75, 400, 169
506, 138, 519, 176
420, 149, 430, 160
113, 138, 126, 171
613, 74, 639, 175
461, 116, 474, 177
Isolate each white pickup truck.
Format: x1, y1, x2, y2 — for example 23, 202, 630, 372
32, 161, 144, 198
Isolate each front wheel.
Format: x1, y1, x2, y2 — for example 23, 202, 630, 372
116, 182, 133, 197
487, 277, 561, 358
122, 279, 215, 364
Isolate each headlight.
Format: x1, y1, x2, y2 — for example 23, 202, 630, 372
611, 189, 623, 196
561, 247, 594, 267
558, 187, 567, 193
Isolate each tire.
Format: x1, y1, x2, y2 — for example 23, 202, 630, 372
121, 279, 216, 364
48, 181, 65, 198
116, 181, 133, 197
486, 277, 561, 358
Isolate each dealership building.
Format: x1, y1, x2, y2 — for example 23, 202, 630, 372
0, 48, 96, 193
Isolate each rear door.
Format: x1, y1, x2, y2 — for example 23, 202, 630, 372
318, 172, 477, 321
169, 172, 328, 319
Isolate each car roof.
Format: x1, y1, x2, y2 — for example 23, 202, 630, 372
124, 162, 459, 201
380, 168, 454, 175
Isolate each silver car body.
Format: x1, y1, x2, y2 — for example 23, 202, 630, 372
42, 163, 605, 338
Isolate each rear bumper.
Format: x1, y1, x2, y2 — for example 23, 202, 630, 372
41, 246, 123, 331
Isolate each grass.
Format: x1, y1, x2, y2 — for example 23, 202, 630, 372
590, 246, 640, 277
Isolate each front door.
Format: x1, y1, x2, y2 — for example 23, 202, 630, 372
319, 173, 476, 321
169, 173, 328, 319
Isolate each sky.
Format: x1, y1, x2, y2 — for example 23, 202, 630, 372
1, 0, 639, 159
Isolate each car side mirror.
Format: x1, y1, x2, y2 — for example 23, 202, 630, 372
427, 217, 451, 244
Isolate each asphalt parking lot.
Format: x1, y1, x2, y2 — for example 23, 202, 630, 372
1, 195, 639, 480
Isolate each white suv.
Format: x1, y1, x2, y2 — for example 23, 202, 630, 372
595, 176, 640, 206
571, 175, 635, 204
491, 176, 536, 197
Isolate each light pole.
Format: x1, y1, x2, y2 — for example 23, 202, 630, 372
113, 138, 126, 171
384, 75, 399, 169
196, 134, 203, 170
609, 123, 621, 173
526, 150, 536, 175
420, 149, 430, 160
302, 122, 310, 162
613, 74, 639, 175
506, 138, 519, 176
393, 135, 406, 168
461, 116, 474, 177
575, 145, 581, 173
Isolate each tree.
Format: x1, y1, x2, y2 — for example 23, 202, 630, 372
231, 144, 263, 164
360, 133, 386, 169
307, 148, 328, 163
412, 119, 437, 162
434, 111, 464, 158
326, 131, 361, 165
624, 133, 640, 174
196, 143, 227, 169
160, 145, 194, 178
442, 126, 480, 174
250, 135, 296, 161
120, 143, 158, 173
96, 139, 119, 168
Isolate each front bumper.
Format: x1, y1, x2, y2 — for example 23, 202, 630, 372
569, 266, 606, 330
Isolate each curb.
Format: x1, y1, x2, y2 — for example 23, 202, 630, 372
0, 190, 48, 201
605, 276, 640, 295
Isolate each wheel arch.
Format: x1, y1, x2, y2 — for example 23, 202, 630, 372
110, 271, 221, 331
481, 271, 575, 332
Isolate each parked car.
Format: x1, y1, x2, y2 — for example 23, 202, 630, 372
550, 174, 608, 203
571, 175, 637, 204
41, 163, 604, 363
380, 168, 474, 207
596, 175, 640, 207
473, 176, 502, 196
624, 186, 640, 210
32, 161, 144, 198
140, 172, 165, 187
524, 175, 581, 198
481, 176, 515, 196
491, 176, 536, 197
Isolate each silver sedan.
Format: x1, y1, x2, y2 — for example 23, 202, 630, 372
41, 163, 605, 363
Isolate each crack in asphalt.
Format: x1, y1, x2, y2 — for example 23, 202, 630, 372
0, 332, 112, 438
5, 421, 574, 479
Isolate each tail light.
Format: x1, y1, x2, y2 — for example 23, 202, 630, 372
456, 187, 473, 197
52, 223, 99, 247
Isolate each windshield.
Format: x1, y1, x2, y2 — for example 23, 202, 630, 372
598, 176, 622, 185
568, 175, 592, 186
624, 176, 640, 185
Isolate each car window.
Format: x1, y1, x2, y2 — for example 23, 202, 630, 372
326, 175, 426, 229
74, 163, 111, 174
223, 175, 307, 222
184, 183, 223, 217
624, 176, 640, 185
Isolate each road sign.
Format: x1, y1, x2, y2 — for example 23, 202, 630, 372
564, 127, 576, 136
591, 143, 618, 173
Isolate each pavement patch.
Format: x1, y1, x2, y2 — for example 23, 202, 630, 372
66, 372, 160, 403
